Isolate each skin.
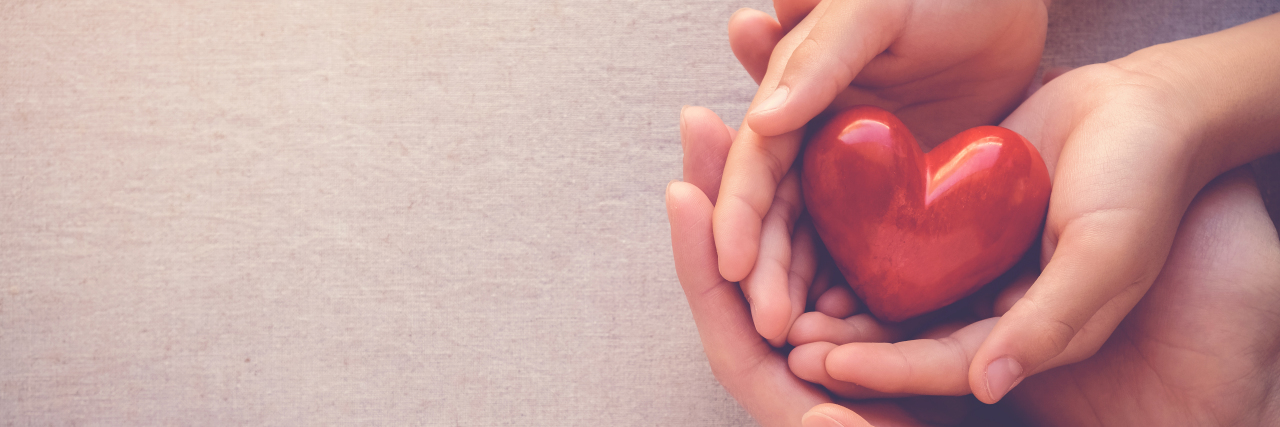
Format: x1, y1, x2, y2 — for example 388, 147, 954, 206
721, 1, 1280, 405
792, 13, 1280, 405
710, 0, 1049, 346
671, 104, 1280, 427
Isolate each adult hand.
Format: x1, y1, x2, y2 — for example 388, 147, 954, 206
971, 14, 1280, 402
672, 106, 1022, 426
712, 0, 1050, 345
787, 12, 1280, 406
1009, 168, 1280, 425
791, 168, 1280, 425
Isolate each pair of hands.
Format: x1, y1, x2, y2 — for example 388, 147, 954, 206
671, 1, 1280, 425
671, 121, 1280, 425
717, 0, 1187, 405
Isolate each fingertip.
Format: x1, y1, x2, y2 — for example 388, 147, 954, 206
979, 357, 1024, 404
728, 8, 782, 84
716, 249, 753, 283
787, 311, 835, 346
665, 180, 694, 202
803, 403, 873, 427
666, 181, 711, 227
752, 86, 789, 116
678, 105, 689, 137
745, 87, 795, 137
824, 344, 870, 382
747, 286, 791, 341
680, 105, 718, 131
968, 300, 1070, 403
728, 7, 771, 26
712, 204, 760, 282
679, 106, 733, 200
663, 180, 681, 210
746, 86, 830, 138
789, 342, 838, 383
815, 283, 860, 319
801, 411, 846, 427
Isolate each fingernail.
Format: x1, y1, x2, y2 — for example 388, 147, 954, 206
679, 106, 688, 136
753, 86, 789, 113
985, 357, 1023, 402
802, 412, 844, 427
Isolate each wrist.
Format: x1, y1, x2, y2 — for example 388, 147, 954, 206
1113, 14, 1280, 181
1106, 44, 1215, 191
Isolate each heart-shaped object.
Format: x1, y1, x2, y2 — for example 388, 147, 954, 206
802, 106, 1050, 322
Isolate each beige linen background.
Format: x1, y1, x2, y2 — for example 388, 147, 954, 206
2, 0, 1278, 425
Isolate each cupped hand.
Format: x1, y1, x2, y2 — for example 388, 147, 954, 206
735, 0, 1049, 140
672, 106, 1030, 426
784, 60, 1210, 405
1008, 168, 1280, 425
787, 30, 1280, 410
789, 166, 1280, 425
712, 0, 1049, 345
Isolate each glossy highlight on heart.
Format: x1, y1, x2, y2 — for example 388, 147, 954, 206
802, 106, 1050, 322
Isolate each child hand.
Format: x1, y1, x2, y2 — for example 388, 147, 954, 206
671, 105, 1021, 427
787, 12, 1280, 405
789, 168, 1280, 425
668, 106, 830, 426
712, 0, 1050, 343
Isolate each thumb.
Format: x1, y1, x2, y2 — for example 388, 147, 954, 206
969, 211, 1174, 403
745, 0, 907, 137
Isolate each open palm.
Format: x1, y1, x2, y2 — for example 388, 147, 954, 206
1009, 168, 1280, 426
782, 167, 1280, 426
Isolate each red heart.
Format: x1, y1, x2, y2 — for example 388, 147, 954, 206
802, 106, 1050, 322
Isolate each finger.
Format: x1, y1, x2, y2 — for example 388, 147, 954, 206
740, 166, 806, 343
969, 213, 1168, 403
667, 181, 830, 424
825, 318, 1001, 396
711, 1, 832, 282
728, 8, 783, 85
802, 403, 875, 427
817, 401, 946, 427
915, 321, 971, 341
713, 123, 806, 282
813, 279, 859, 319
746, 0, 908, 137
974, 105, 1202, 403
680, 106, 734, 201
669, 181, 757, 366
788, 312, 908, 347
805, 258, 837, 310
767, 214, 822, 347
774, 0, 822, 32
993, 269, 1036, 316
790, 343, 901, 399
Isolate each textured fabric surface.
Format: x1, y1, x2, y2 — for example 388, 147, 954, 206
1, 1, 1277, 425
